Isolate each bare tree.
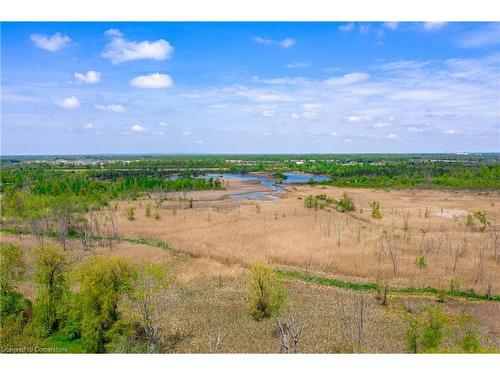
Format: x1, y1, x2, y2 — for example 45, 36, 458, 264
129, 266, 175, 353
380, 231, 398, 276
206, 317, 223, 353
275, 311, 306, 353
336, 292, 366, 353
453, 238, 468, 274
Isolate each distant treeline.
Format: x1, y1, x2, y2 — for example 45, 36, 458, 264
1, 154, 499, 190
0, 169, 223, 214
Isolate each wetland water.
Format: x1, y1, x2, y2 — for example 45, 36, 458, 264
200, 172, 331, 200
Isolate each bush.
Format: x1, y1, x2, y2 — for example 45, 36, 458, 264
405, 306, 449, 353
126, 206, 136, 221
415, 256, 427, 269
420, 307, 449, 351
455, 314, 483, 353
0, 243, 25, 294
246, 262, 286, 321
336, 193, 355, 212
370, 201, 382, 219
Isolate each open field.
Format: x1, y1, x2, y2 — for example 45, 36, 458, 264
1, 157, 499, 353
2, 231, 499, 353
109, 181, 499, 295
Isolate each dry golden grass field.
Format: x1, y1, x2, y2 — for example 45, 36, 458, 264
114, 181, 500, 295
2, 178, 499, 353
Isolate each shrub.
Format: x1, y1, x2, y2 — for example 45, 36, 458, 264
416, 256, 427, 269
405, 307, 449, 353
473, 211, 489, 232
449, 277, 460, 293
370, 201, 382, 219
246, 262, 286, 321
126, 206, 136, 221
420, 307, 449, 352
0, 243, 25, 294
336, 193, 355, 212
154, 211, 161, 220
145, 203, 151, 217
455, 314, 483, 353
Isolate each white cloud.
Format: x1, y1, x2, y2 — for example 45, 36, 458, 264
383, 22, 399, 30
386, 134, 399, 139
347, 116, 370, 123
158, 121, 168, 127
131, 124, 148, 133
75, 71, 101, 84
252, 36, 295, 48
302, 103, 322, 110
422, 22, 447, 31
325, 72, 370, 85
457, 23, 500, 48
407, 127, 424, 133
339, 23, 355, 32
194, 139, 204, 144
359, 25, 371, 35
291, 113, 300, 119
262, 109, 276, 117
56, 96, 80, 109
302, 111, 319, 119
130, 73, 173, 89
443, 129, 458, 134
182, 131, 191, 136
280, 38, 296, 48
252, 36, 273, 44
95, 104, 125, 113
373, 122, 390, 128
285, 61, 309, 68
153, 130, 164, 136
236, 88, 294, 103
83, 123, 94, 129
30, 32, 70, 52
102, 29, 173, 64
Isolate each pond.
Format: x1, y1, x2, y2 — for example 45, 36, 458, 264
199, 172, 331, 200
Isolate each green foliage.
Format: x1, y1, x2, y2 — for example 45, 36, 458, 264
126, 206, 136, 221
455, 314, 483, 353
473, 211, 489, 231
247, 262, 286, 321
32, 245, 67, 336
416, 256, 427, 269
76, 256, 135, 353
0, 243, 25, 293
449, 277, 460, 293
370, 201, 382, 219
0, 243, 29, 327
336, 193, 356, 212
405, 306, 449, 353
420, 307, 449, 351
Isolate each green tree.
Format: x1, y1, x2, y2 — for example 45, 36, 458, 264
246, 262, 286, 321
455, 314, 483, 353
32, 245, 67, 336
0, 243, 25, 293
76, 255, 135, 353
128, 263, 172, 353
0, 243, 28, 326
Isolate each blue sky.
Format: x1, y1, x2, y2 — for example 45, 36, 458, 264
1, 22, 499, 155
